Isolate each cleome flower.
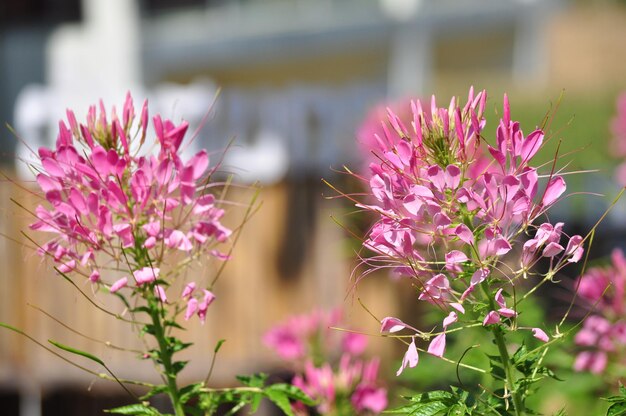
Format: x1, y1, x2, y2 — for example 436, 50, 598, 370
573, 249, 626, 374
354, 89, 583, 370
264, 309, 387, 415
28, 93, 230, 319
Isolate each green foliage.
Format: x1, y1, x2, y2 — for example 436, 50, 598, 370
149, 373, 318, 416
387, 388, 479, 416
105, 403, 162, 415
604, 383, 626, 416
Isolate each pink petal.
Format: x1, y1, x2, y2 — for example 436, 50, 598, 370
542, 242, 564, 258
181, 282, 196, 299
110, 277, 128, 293
542, 176, 566, 206
520, 130, 544, 162
450, 303, 465, 314
427, 333, 446, 357
443, 312, 457, 328
445, 164, 462, 189
380, 317, 408, 333
498, 308, 517, 318
495, 288, 507, 309
455, 224, 474, 245
396, 337, 419, 376
531, 327, 549, 342
184, 298, 198, 320
133, 267, 159, 285
482, 311, 501, 326
565, 235, 584, 263
154, 285, 168, 303
89, 270, 100, 283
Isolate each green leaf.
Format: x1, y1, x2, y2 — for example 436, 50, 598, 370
266, 384, 316, 406
607, 402, 626, 416
237, 373, 267, 388
386, 401, 448, 415
170, 360, 188, 376
104, 403, 162, 415
48, 339, 105, 366
214, 339, 226, 353
265, 389, 295, 416
179, 382, 205, 405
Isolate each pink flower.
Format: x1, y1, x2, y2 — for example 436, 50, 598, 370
574, 351, 608, 374
154, 285, 168, 303
197, 290, 216, 324
181, 282, 196, 299
342, 332, 368, 356
351, 384, 387, 413
531, 328, 549, 343
133, 267, 159, 285
28, 94, 232, 297
482, 311, 501, 326
184, 298, 198, 321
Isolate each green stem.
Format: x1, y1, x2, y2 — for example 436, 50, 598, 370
149, 301, 185, 416
481, 283, 524, 416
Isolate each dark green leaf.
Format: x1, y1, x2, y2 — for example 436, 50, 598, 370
104, 403, 161, 415
179, 382, 205, 405
139, 385, 168, 401
170, 360, 188, 375
607, 402, 626, 416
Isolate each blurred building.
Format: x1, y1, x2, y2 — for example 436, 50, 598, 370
0, 0, 562, 415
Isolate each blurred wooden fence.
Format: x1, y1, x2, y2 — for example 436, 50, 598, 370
0, 174, 401, 398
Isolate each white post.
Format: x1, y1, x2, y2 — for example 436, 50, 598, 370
387, 24, 432, 98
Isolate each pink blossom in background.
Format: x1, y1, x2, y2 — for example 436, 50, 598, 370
265, 308, 387, 415
573, 249, 626, 375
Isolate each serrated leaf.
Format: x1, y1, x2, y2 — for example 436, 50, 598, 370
48, 339, 105, 366
139, 385, 168, 401
266, 384, 316, 406
170, 360, 188, 376
266, 389, 295, 416
104, 403, 161, 415
237, 373, 267, 388
179, 382, 204, 404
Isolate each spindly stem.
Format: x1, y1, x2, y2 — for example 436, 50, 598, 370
491, 326, 523, 416
148, 300, 185, 416
481, 282, 524, 416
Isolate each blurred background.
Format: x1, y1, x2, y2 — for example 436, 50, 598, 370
1, 0, 626, 415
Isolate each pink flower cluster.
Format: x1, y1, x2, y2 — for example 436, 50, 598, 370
264, 309, 387, 415
356, 89, 583, 372
574, 249, 626, 374
29, 94, 230, 318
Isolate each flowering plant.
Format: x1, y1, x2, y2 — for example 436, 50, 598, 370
264, 308, 387, 415
573, 249, 626, 377
2, 94, 313, 416
333, 88, 598, 415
